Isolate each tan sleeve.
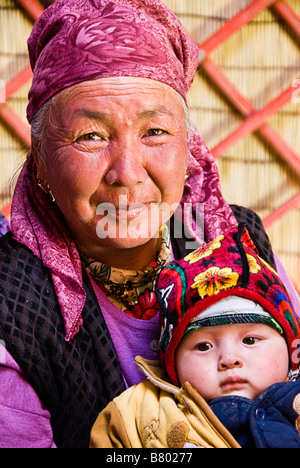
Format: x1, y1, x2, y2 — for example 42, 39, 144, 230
89, 401, 132, 448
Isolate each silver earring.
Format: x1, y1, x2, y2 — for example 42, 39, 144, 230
37, 179, 55, 203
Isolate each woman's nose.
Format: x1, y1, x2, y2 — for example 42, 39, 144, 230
218, 354, 243, 371
104, 141, 148, 188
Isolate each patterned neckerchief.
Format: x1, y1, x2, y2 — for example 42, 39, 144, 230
80, 225, 171, 320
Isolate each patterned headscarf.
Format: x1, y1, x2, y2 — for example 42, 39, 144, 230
11, 0, 237, 341
26, 0, 199, 123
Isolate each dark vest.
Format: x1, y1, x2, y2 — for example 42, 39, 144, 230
0, 233, 126, 448
0, 206, 275, 447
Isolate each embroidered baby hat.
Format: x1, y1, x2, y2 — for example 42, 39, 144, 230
156, 224, 300, 386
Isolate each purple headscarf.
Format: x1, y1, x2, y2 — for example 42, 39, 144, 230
11, 0, 237, 341
27, 0, 199, 122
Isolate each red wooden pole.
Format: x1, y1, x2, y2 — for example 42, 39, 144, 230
0, 104, 31, 147
202, 59, 300, 177
201, 59, 253, 115
198, 0, 277, 59
263, 191, 300, 229
211, 85, 297, 159
0, 67, 32, 146
13, 0, 44, 22
0, 1, 40, 144
257, 125, 300, 178
1, 202, 11, 218
5, 65, 33, 100
273, 1, 300, 37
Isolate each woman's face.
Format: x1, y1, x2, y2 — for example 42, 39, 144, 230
35, 77, 188, 266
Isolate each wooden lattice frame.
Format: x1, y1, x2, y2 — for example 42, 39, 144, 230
196, 0, 300, 229
1, 0, 300, 229
0, 0, 42, 216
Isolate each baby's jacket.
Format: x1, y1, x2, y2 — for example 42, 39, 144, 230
210, 380, 300, 447
90, 356, 300, 448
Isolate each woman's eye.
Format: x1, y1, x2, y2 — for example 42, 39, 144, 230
145, 128, 166, 137
77, 133, 103, 142
243, 337, 259, 346
197, 342, 212, 352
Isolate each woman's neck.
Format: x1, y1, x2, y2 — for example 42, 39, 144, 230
79, 237, 159, 270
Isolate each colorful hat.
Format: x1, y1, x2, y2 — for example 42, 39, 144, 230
156, 224, 300, 386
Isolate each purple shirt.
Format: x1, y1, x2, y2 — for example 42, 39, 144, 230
0, 254, 299, 448
0, 279, 161, 448
0, 344, 56, 448
90, 277, 161, 388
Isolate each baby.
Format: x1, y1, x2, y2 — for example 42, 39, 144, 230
90, 224, 300, 448
174, 296, 290, 402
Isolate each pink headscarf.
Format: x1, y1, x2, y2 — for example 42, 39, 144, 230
12, 0, 237, 341
26, 0, 199, 123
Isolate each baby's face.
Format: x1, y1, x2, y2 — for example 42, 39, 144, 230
175, 323, 289, 401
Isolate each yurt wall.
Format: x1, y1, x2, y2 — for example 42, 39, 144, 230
161, 0, 300, 292
0, 0, 33, 208
0, 0, 300, 291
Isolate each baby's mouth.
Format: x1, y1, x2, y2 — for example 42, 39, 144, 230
220, 376, 247, 392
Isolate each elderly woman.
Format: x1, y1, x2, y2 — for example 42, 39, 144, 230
0, 0, 298, 449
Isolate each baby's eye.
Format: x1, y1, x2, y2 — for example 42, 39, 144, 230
197, 342, 213, 352
243, 337, 259, 346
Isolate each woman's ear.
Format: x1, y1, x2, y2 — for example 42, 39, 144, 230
31, 145, 46, 181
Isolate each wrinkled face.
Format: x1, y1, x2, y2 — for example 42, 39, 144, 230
34, 77, 188, 264
175, 323, 289, 401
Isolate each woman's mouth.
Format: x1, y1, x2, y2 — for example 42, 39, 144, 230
115, 203, 149, 220
96, 199, 152, 221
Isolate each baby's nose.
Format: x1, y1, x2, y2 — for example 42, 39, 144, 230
218, 354, 243, 371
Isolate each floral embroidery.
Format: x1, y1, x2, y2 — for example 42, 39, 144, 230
143, 419, 160, 444
246, 254, 261, 274
191, 267, 239, 298
126, 289, 160, 320
184, 235, 224, 264
260, 257, 278, 276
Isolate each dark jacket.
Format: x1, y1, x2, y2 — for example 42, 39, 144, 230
210, 379, 300, 448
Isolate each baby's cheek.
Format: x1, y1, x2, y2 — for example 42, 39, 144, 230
258, 355, 289, 387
